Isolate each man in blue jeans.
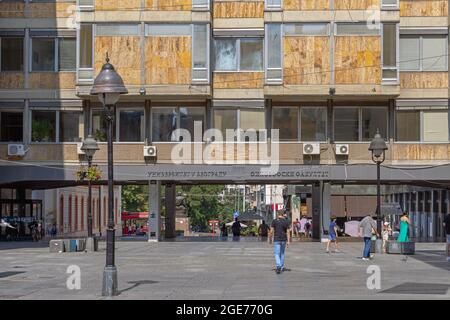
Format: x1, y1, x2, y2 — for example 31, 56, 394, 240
269, 211, 291, 274
358, 214, 379, 261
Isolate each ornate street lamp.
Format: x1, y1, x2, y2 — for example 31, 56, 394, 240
80, 135, 99, 242
91, 54, 128, 297
369, 129, 388, 236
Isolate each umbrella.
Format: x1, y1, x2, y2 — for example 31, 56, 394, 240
225, 222, 248, 228
239, 211, 264, 221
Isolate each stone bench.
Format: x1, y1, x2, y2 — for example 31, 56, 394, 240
386, 241, 415, 255
49, 239, 87, 253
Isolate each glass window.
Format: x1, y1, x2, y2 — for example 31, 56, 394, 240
336, 23, 380, 35
180, 107, 205, 141
423, 111, 448, 142
59, 111, 83, 142
214, 109, 237, 141
284, 23, 329, 36
152, 108, 177, 142
240, 39, 263, 71
96, 24, 140, 36
361, 108, 388, 141
214, 38, 263, 71
1, 38, 23, 71
334, 108, 359, 141
92, 110, 113, 142
301, 107, 327, 142
240, 109, 265, 141
422, 36, 447, 71
0, 111, 23, 142
265, 0, 281, 9
399, 37, 420, 71
32, 111, 56, 142
58, 38, 76, 71
193, 25, 207, 69
32, 38, 55, 71
214, 39, 237, 71
79, 24, 93, 68
272, 107, 298, 141
396, 110, 420, 141
119, 110, 144, 142
266, 24, 282, 80
383, 24, 397, 80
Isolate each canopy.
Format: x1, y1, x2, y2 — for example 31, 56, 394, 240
122, 212, 148, 220
238, 211, 264, 221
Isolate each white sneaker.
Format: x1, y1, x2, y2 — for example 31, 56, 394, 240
362, 257, 370, 261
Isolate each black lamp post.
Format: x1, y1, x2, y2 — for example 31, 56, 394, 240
90, 55, 128, 297
369, 129, 388, 235
80, 135, 99, 240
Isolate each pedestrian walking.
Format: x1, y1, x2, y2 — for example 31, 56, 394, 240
220, 223, 228, 239
258, 220, 270, 240
382, 221, 392, 253
231, 217, 241, 241
444, 212, 450, 261
304, 218, 311, 238
397, 212, 411, 243
293, 218, 300, 238
326, 216, 340, 253
269, 211, 291, 274
358, 214, 379, 260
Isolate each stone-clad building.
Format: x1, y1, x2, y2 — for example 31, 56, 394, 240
0, 0, 449, 241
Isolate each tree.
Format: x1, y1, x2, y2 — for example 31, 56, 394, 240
121, 185, 149, 212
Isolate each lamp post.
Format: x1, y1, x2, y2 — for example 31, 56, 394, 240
90, 55, 128, 297
80, 135, 99, 241
369, 129, 388, 235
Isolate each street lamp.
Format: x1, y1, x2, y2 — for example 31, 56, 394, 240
91, 54, 128, 297
80, 135, 99, 241
369, 129, 388, 235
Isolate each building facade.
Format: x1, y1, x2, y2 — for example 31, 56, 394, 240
0, 0, 449, 240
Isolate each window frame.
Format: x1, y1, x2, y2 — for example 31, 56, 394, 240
334, 22, 381, 36
213, 107, 266, 142
191, 24, 210, 84
333, 106, 389, 143
265, 23, 283, 84
214, 37, 264, 72
115, 106, 145, 143
0, 36, 24, 72
77, 23, 94, 82
265, 0, 282, 11
0, 109, 24, 143
381, 23, 399, 84
381, 0, 399, 10
30, 36, 76, 72
151, 106, 206, 143
399, 34, 448, 72
271, 106, 299, 142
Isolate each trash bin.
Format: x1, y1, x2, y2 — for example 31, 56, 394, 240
86, 236, 99, 252
76, 239, 86, 252
49, 239, 64, 253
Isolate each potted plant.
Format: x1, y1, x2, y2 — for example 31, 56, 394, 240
75, 165, 102, 181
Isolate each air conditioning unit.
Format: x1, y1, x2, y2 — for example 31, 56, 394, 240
303, 143, 320, 155
144, 146, 157, 158
335, 144, 349, 155
77, 142, 85, 155
8, 144, 26, 157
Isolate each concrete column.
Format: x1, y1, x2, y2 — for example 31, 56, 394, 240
148, 180, 161, 242
164, 183, 176, 239
311, 182, 331, 241
265, 99, 272, 140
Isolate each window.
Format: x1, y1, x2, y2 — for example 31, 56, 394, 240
396, 110, 449, 142
284, 23, 329, 36
400, 35, 448, 71
301, 107, 327, 141
118, 109, 144, 142
334, 107, 388, 142
336, 23, 380, 36
213, 108, 265, 141
79, 24, 93, 69
1, 37, 23, 71
192, 0, 210, 10
59, 111, 83, 142
382, 24, 398, 81
266, 24, 282, 82
0, 111, 23, 142
92, 109, 113, 142
396, 111, 420, 141
272, 107, 298, 141
31, 111, 56, 142
265, 0, 282, 10
192, 24, 209, 82
152, 107, 205, 142
214, 38, 263, 71
382, 0, 398, 9
31, 37, 76, 71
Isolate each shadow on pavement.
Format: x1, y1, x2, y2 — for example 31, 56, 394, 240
0, 241, 49, 251
118, 280, 159, 295
408, 250, 450, 272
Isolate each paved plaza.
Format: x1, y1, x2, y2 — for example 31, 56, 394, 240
0, 240, 449, 300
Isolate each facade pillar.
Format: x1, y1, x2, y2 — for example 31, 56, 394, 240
164, 183, 176, 239
311, 182, 331, 240
148, 180, 161, 242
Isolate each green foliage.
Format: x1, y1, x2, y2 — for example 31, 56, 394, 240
122, 185, 149, 212
179, 185, 235, 231
32, 118, 54, 142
